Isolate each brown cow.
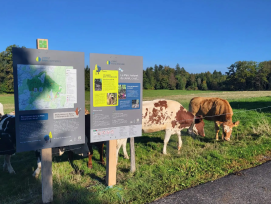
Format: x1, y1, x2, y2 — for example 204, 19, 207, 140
189, 97, 240, 141
142, 99, 205, 154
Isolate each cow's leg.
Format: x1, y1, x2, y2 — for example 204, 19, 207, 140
87, 144, 93, 169
116, 138, 129, 164
3, 155, 7, 171
177, 131, 182, 154
98, 143, 105, 165
88, 153, 93, 169
33, 150, 41, 178
122, 138, 129, 159
215, 122, 220, 140
163, 129, 172, 155
116, 140, 122, 164
3, 154, 15, 174
68, 150, 74, 161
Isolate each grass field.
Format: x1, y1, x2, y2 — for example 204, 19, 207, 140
1, 90, 271, 204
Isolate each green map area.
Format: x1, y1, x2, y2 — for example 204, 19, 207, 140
17, 65, 74, 111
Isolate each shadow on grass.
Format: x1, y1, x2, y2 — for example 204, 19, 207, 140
0, 152, 42, 204
230, 99, 271, 113
87, 173, 106, 184
135, 130, 219, 147
134, 134, 164, 145
52, 148, 107, 173
52, 181, 104, 204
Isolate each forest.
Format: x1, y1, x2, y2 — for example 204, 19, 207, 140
1, 45, 271, 93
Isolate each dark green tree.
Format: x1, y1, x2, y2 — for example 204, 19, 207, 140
85, 65, 90, 91
0, 44, 26, 93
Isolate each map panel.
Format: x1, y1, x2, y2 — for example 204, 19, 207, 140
17, 64, 76, 111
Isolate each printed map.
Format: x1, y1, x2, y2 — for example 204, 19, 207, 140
17, 64, 75, 111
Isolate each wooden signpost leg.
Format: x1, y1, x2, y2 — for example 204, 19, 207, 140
41, 148, 53, 203
36, 38, 53, 203
106, 140, 117, 186
130, 137, 136, 173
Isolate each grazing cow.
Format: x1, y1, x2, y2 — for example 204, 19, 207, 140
1, 109, 128, 175
0, 109, 105, 175
0, 114, 16, 174
189, 97, 240, 141
116, 99, 205, 156
33, 111, 105, 177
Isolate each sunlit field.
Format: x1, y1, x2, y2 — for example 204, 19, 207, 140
1, 90, 271, 204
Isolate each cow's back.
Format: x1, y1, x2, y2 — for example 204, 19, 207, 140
189, 97, 233, 122
142, 99, 184, 133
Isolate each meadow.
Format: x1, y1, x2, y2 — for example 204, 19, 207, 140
1, 90, 271, 204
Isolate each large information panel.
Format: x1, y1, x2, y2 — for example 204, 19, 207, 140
90, 54, 143, 142
12, 48, 85, 152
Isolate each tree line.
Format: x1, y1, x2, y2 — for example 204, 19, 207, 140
143, 61, 271, 91
1, 45, 271, 93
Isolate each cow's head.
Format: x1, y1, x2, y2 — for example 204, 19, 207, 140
222, 121, 240, 141
188, 115, 205, 137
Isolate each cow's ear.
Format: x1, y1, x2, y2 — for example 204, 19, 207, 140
195, 115, 203, 124
233, 121, 240, 127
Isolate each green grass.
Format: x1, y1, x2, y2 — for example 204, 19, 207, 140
0, 94, 14, 114
0, 91, 271, 204
143, 89, 219, 98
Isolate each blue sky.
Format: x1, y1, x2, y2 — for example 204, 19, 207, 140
1, 0, 270, 74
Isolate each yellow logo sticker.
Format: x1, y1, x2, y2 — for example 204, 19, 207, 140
49, 131, 53, 139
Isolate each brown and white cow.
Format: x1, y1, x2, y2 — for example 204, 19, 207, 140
116, 99, 205, 158
189, 97, 240, 141
142, 99, 205, 154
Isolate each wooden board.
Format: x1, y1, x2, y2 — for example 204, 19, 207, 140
130, 137, 136, 173
106, 140, 117, 186
36, 38, 53, 203
41, 148, 53, 203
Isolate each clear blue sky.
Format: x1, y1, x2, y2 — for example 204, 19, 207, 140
1, 0, 270, 74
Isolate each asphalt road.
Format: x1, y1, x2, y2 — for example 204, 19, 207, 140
150, 160, 271, 204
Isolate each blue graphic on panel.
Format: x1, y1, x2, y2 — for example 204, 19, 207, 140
116, 83, 140, 111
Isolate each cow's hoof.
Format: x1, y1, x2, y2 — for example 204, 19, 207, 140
88, 165, 93, 169
124, 156, 129, 159
177, 151, 181, 154
33, 173, 39, 178
8, 168, 16, 174
100, 161, 105, 166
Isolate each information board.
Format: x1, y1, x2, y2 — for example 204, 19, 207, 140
12, 48, 85, 152
89, 54, 143, 142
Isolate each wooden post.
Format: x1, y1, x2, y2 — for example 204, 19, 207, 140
106, 139, 117, 186
41, 148, 53, 203
36, 38, 53, 203
130, 137, 136, 173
